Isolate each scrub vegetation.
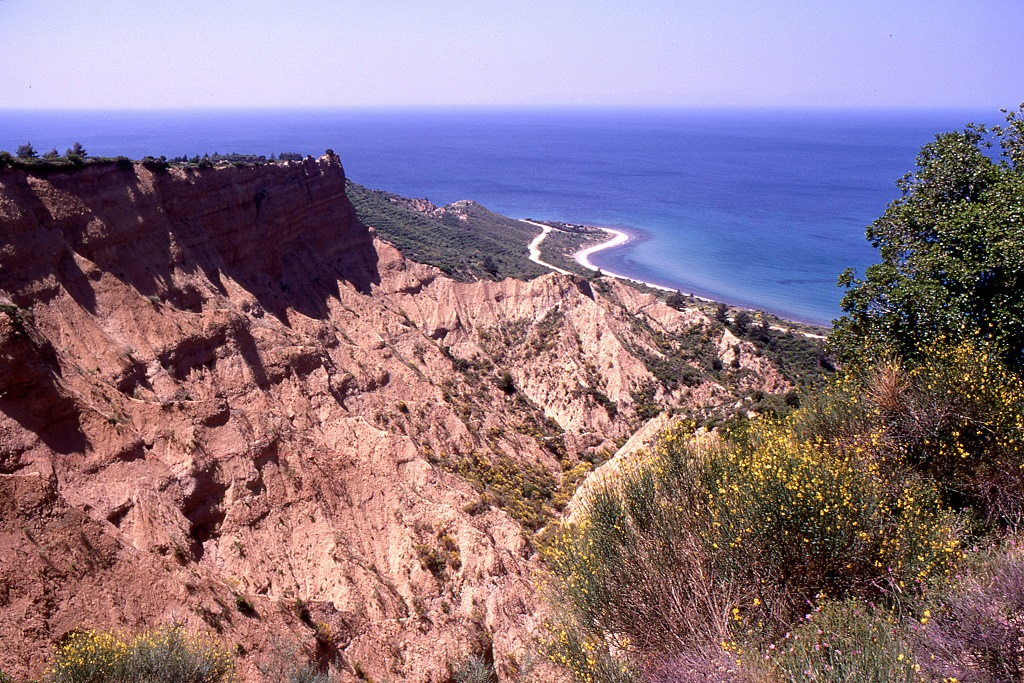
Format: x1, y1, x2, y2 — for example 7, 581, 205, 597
541, 105, 1024, 683
346, 180, 550, 282
9, 106, 1023, 683
46, 626, 234, 683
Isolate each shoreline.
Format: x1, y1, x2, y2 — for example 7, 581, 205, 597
523, 219, 829, 336
574, 226, 702, 296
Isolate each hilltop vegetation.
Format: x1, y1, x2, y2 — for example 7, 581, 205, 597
541, 106, 1024, 683
833, 105, 1024, 370
345, 180, 551, 281
0, 145, 320, 172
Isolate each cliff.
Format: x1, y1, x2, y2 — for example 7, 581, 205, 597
0, 158, 788, 682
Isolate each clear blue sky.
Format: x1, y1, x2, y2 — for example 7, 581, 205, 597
1, 0, 1021, 109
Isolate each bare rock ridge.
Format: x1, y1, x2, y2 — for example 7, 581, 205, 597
0, 158, 788, 682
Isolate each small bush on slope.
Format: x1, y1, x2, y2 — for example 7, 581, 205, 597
761, 600, 922, 683
47, 625, 233, 683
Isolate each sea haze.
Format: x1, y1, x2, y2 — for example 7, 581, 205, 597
0, 107, 993, 325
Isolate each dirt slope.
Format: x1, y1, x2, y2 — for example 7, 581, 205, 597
0, 157, 785, 682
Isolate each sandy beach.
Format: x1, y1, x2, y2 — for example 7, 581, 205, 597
522, 218, 683, 293
573, 227, 679, 293
522, 220, 826, 337
573, 226, 828, 337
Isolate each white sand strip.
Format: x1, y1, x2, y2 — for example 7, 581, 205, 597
522, 219, 573, 275
527, 221, 827, 335
574, 227, 681, 293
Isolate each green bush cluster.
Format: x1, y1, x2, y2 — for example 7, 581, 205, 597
451, 655, 496, 683
832, 104, 1024, 370
455, 450, 559, 530
0, 147, 324, 174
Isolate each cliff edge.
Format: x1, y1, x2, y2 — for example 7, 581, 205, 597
0, 158, 788, 682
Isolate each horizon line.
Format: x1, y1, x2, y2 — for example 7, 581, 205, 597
0, 103, 1010, 114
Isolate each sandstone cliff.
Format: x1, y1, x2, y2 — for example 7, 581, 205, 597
0, 158, 787, 682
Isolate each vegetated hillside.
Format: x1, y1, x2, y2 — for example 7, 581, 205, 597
346, 181, 550, 282
543, 107, 1024, 683
0, 157, 809, 683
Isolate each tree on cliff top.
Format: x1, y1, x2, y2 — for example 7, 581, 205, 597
65, 142, 87, 158
16, 142, 37, 159
830, 104, 1024, 370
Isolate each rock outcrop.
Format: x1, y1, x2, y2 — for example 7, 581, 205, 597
0, 158, 787, 682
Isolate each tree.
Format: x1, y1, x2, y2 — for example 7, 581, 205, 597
65, 142, 87, 158
732, 310, 752, 335
16, 142, 37, 159
830, 104, 1024, 370
665, 292, 687, 310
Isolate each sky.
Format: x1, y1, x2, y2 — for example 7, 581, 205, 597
1, 0, 1021, 110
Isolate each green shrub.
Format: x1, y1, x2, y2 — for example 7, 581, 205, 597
831, 105, 1024, 370
285, 662, 332, 683
16, 142, 37, 159
47, 625, 233, 683
0, 667, 13, 683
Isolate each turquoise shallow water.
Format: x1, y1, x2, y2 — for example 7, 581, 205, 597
0, 107, 993, 325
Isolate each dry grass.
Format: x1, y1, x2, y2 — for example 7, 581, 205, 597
919, 543, 1024, 683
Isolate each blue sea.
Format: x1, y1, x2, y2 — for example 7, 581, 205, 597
0, 108, 993, 325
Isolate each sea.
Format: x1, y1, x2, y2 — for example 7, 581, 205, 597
0, 107, 994, 326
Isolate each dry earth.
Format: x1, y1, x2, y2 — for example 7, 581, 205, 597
0, 156, 786, 682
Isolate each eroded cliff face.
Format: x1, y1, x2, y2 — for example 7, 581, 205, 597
0, 159, 785, 682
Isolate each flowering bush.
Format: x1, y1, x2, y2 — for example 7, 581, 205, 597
539, 341, 1024, 681
704, 422, 960, 621
542, 413, 961, 681
48, 625, 233, 683
879, 341, 1024, 526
